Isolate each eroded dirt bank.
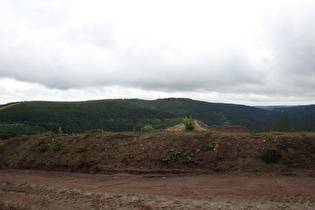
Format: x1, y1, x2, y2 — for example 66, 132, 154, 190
1, 170, 314, 209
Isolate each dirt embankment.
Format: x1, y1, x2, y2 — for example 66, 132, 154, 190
0, 131, 314, 175
0, 131, 315, 209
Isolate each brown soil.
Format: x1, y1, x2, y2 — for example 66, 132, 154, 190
0, 131, 315, 209
211, 125, 251, 134
1, 169, 314, 209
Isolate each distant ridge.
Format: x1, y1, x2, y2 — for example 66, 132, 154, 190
0, 98, 314, 139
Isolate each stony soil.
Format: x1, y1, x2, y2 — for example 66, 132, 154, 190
0, 130, 315, 209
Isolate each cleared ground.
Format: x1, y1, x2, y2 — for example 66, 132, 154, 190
1, 169, 314, 209
0, 129, 314, 209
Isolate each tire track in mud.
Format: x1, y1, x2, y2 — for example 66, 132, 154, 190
1, 181, 314, 210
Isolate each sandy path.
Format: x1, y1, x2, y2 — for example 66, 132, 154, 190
0, 170, 314, 209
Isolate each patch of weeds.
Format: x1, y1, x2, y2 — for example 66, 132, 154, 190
75, 162, 84, 168
301, 133, 307, 137
162, 156, 171, 162
186, 156, 193, 163
19, 155, 26, 164
84, 133, 96, 138
77, 146, 87, 153
88, 158, 100, 164
272, 133, 283, 136
0, 142, 4, 148
44, 131, 54, 137
62, 150, 68, 155
209, 162, 219, 171
229, 164, 235, 169
172, 151, 181, 160
285, 159, 294, 167
287, 148, 295, 157
51, 138, 63, 151
262, 149, 282, 163
39, 144, 49, 152
304, 136, 311, 141
31, 139, 49, 152
122, 153, 134, 163
62, 161, 70, 166
276, 140, 285, 149
198, 142, 217, 151
161, 151, 181, 162
110, 139, 118, 145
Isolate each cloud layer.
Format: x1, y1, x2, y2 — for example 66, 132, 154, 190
1, 0, 315, 105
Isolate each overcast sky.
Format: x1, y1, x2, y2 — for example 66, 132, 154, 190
1, 0, 315, 105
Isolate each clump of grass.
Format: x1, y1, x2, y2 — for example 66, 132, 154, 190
31, 139, 49, 152
77, 145, 87, 153
161, 151, 181, 162
262, 149, 282, 163
39, 144, 49, 152
88, 158, 100, 164
276, 140, 285, 149
122, 153, 134, 163
198, 142, 218, 151
51, 138, 63, 151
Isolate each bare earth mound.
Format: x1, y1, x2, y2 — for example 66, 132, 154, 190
0, 131, 315, 209
163, 120, 207, 131
211, 125, 251, 134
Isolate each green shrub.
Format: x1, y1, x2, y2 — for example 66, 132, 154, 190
262, 149, 282, 163
198, 142, 217, 151
39, 144, 49, 152
276, 140, 285, 149
51, 138, 63, 151
140, 125, 154, 132
183, 117, 195, 131
77, 146, 87, 153
88, 158, 100, 164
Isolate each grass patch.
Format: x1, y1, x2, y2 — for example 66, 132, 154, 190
51, 138, 63, 151
262, 149, 282, 163
77, 146, 87, 153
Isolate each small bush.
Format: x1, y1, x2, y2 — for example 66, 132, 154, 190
183, 117, 195, 131
276, 140, 285, 149
77, 146, 87, 153
39, 144, 49, 152
140, 125, 154, 132
122, 153, 134, 163
88, 158, 100, 164
198, 142, 217, 151
262, 149, 282, 163
51, 138, 63, 151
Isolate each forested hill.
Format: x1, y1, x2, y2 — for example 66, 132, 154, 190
0, 99, 181, 139
131, 98, 264, 131
0, 98, 314, 139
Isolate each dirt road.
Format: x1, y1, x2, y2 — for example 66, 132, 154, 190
0, 170, 314, 209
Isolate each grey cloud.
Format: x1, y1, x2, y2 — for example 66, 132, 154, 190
0, 0, 314, 105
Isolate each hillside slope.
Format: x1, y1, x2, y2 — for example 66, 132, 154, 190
1, 98, 314, 139
132, 98, 264, 131
0, 100, 181, 138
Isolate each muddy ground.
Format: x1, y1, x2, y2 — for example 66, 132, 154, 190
0, 169, 314, 209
